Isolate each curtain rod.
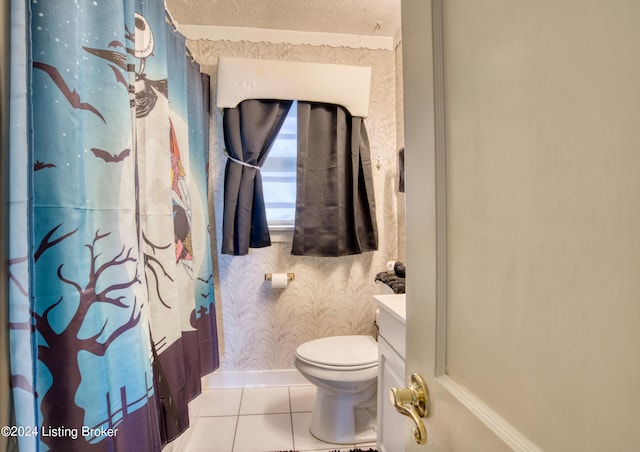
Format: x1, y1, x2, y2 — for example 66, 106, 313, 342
165, 8, 180, 33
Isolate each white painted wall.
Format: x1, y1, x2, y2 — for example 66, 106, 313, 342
0, 0, 11, 447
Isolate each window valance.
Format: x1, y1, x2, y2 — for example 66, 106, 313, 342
216, 57, 371, 118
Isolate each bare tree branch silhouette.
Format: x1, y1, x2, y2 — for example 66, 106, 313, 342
142, 231, 174, 309
30, 228, 142, 450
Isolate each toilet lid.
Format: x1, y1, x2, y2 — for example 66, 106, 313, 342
295, 335, 378, 368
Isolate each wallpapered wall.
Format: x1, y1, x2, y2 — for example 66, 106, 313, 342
188, 39, 404, 370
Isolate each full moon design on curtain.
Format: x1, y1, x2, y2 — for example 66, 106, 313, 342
8, 0, 219, 450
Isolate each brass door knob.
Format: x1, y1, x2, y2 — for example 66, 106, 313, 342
389, 373, 430, 444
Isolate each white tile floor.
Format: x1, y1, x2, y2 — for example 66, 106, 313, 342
187, 385, 377, 452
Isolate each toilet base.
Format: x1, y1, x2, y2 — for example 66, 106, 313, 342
308, 381, 377, 444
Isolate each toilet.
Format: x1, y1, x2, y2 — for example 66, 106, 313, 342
294, 335, 378, 444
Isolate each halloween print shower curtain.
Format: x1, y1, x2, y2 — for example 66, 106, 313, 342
8, 0, 219, 450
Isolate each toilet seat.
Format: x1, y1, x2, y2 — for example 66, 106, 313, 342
295, 335, 378, 370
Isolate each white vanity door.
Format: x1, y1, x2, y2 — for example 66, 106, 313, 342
377, 336, 405, 452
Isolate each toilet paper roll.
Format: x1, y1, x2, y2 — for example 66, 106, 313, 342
270, 273, 289, 289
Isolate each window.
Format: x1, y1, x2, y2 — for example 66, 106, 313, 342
262, 101, 297, 233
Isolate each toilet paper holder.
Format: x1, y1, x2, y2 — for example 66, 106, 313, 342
264, 273, 295, 282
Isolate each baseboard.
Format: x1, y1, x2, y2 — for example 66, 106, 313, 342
202, 368, 309, 389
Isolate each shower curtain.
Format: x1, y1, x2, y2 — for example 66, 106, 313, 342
7, 0, 218, 450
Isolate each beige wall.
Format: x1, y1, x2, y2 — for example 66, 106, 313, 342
0, 0, 11, 450
1, 0, 12, 449
188, 39, 404, 370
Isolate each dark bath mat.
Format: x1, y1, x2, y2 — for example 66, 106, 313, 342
268, 449, 378, 452
332, 449, 378, 452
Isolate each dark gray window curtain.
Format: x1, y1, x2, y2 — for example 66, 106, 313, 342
222, 99, 293, 255
293, 102, 378, 256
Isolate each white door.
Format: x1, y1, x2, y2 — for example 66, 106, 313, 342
400, 1, 640, 451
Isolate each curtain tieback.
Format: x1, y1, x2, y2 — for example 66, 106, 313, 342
224, 149, 260, 170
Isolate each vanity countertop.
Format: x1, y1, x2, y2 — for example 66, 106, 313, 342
374, 293, 406, 324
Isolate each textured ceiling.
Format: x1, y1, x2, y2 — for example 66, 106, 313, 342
165, 0, 401, 37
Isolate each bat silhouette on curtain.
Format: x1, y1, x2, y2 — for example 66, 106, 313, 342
32, 61, 106, 123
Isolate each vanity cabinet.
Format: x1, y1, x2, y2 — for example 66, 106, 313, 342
374, 294, 406, 452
